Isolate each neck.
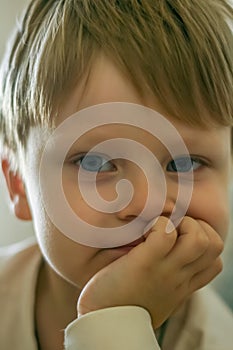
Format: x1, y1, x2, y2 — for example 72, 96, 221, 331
35, 260, 80, 349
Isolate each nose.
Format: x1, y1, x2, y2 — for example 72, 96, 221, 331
116, 164, 175, 223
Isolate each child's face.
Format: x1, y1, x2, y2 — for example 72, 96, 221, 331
24, 54, 232, 289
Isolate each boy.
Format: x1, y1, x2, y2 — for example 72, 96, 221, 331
0, 0, 233, 349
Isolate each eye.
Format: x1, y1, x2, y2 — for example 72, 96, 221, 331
72, 154, 116, 173
166, 156, 205, 173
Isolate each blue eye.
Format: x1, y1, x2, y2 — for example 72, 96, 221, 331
74, 154, 116, 173
166, 157, 203, 173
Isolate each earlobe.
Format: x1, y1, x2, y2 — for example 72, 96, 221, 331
1, 159, 32, 221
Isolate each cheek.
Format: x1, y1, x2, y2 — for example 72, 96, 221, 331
187, 183, 230, 241
62, 173, 117, 227
64, 188, 108, 227
42, 228, 96, 286
25, 179, 97, 286
33, 209, 103, 287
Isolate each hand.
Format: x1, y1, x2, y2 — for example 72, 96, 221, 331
77, 216, 223, 329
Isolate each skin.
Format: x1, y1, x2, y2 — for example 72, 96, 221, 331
2, 54, 232, 349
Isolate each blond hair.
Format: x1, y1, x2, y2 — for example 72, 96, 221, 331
0, 0, 233, 171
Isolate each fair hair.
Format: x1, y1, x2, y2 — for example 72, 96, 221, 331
0, 0, 233, 171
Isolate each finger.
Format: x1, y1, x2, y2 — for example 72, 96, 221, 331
168, 217, 210, 267
188, 257, 223, 293
182, 224, 223, 275
196, 220, 224, 258
133, 216, 177, 262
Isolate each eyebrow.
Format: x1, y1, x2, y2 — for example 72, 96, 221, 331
66, 124, 227, 159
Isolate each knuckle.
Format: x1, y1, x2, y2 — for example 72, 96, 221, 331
193, 230, 209, 251
197, 221, 224, 255
209, 259, 223, 280
213, 235, 224, 255
156, 216, 171, 228
215, 258, 223, 274
179, 216, 194, 232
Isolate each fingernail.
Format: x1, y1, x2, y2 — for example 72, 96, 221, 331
165, 220, 175, 234
143, 217, 158, 235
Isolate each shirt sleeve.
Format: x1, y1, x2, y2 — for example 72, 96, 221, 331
64, 306, 160, 350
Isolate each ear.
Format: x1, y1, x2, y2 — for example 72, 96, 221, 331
1, 159, 32, 221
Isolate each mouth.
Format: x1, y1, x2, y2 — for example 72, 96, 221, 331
116, 236, 146, 249
111, 230, 155, 253
105, 220, 155, 255
104, 229, 153, 259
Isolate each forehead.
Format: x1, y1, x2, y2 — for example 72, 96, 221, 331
47, 55, 231, 164
55, 54, 231, 130
55, 54, 143, 125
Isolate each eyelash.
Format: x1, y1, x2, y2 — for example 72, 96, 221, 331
70, 153, 208, 174
71, 153, 117, 173
166, 156, 208, 173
